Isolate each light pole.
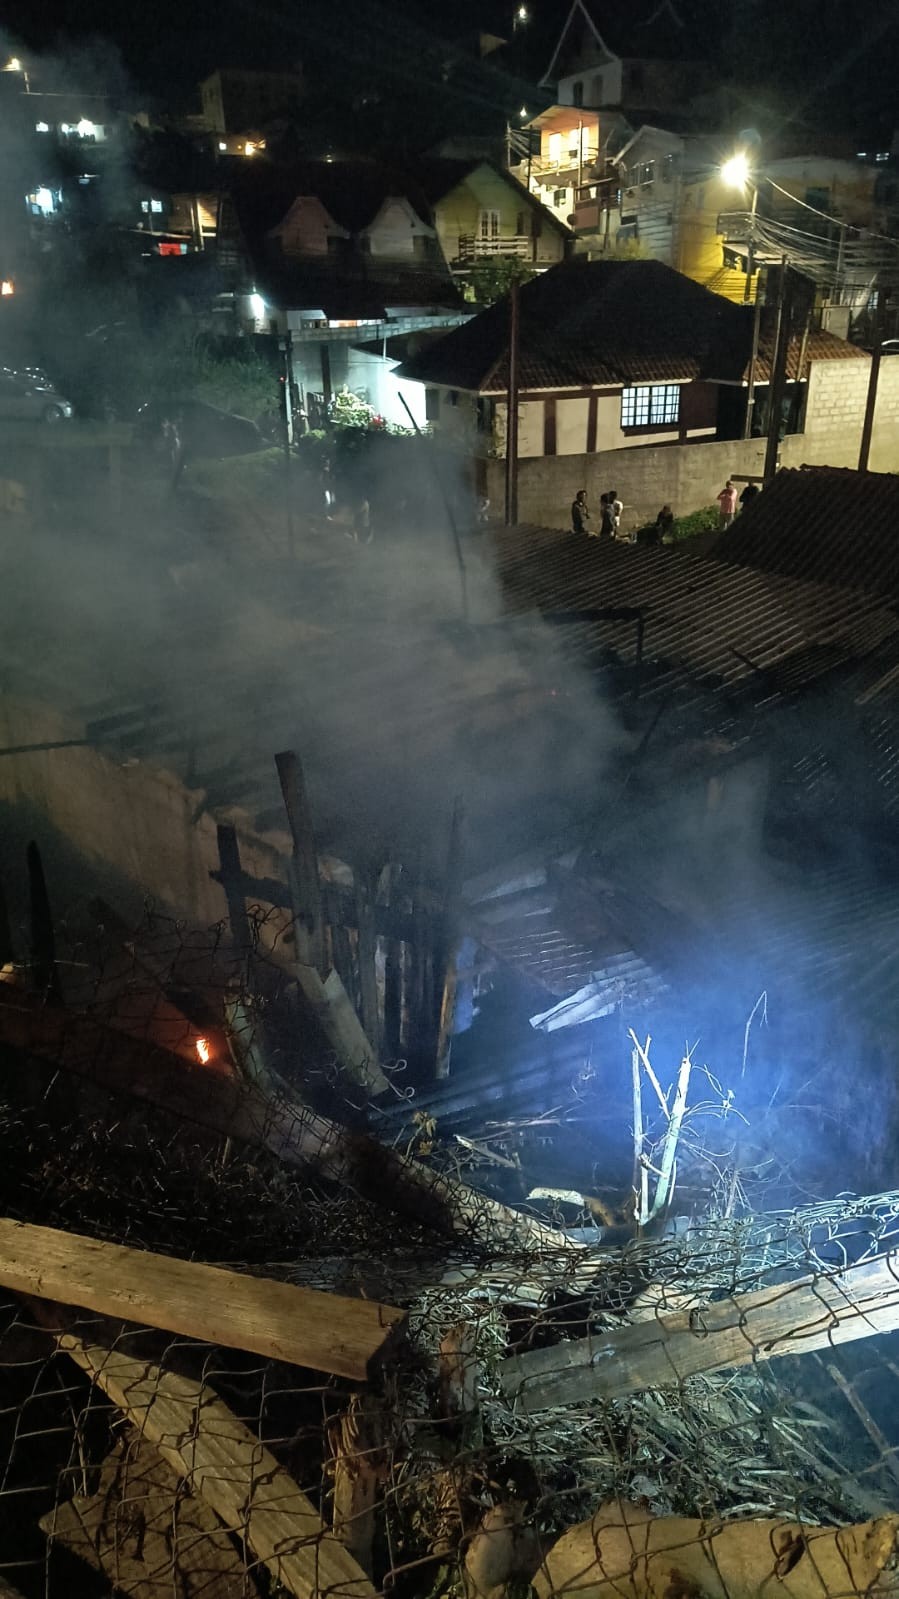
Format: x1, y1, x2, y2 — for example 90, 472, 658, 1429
721, 152, 762, 439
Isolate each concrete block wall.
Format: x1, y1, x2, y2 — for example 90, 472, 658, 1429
485, 436, 770, 530
800, 355, 899, 473
484, 357, 899, 529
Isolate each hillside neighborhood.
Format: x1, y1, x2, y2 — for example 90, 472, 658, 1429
3, 2, 899, 1597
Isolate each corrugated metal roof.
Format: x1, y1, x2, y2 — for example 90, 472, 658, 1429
491, 524, 899, 720
714, 467, 899, 601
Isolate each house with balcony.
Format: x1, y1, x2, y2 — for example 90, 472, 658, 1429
522, 105, 631, 228
219, 161, 469, 428
414, 159, 571, 282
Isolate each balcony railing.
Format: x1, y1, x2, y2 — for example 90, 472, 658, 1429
530, 149, 600, 180
456, 234, 532, 262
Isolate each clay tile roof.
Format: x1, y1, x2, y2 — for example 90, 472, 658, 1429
713, 466, 899, 601
749, 327, 869, 384
399, 257, 752, 393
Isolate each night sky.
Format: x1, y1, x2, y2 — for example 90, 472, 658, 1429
4, 0, 899, 136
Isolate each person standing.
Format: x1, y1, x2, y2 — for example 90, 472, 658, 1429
655, 504, 675, 541
607, 489, 623, 537
599, 492, 614, 538
717, 480, 738, 528
739, 481, 760, 512
571, 489, 590, 535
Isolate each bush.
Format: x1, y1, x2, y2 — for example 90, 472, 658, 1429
670, 504, 720, 541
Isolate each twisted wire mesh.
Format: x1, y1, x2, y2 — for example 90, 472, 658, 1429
0, 914, 899, 1596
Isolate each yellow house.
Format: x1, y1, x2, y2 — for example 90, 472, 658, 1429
419, 159, 571, 274
675, 171, 759, 302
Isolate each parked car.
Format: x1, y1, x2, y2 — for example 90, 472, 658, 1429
0, 368, 73, 422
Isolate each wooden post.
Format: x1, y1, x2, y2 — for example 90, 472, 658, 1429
354, 862, 381, 1052
858, 342, 884, 473
26, 841, 59, 1001
215, 825, 252, 952
763, 259, 792, 486
275, 749, 326, 975
434, 799, 465, 1079
503, 279, 520, 526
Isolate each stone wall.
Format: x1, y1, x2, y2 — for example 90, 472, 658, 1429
484, 355, 899, 529
0, 698, 292, 941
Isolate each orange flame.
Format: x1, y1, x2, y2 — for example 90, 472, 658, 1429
195, 1037, 211, 1065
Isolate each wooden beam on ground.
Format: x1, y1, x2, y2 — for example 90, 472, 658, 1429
500, 1252, 899, 1413
275, 750, 326, 975
57, 1333, 377, 1599
40, 1433, 256, 1597
0, 990, 583, 1258
0, 1216, 405, 1380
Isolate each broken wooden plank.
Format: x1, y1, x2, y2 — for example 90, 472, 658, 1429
0, 1216, 405, 1381
275, 750, 326, 975
329, 1395, 386, 1577
40, 1432, 256, 1597
500, 1252, 899, 1412
58, 1333, 376, 1599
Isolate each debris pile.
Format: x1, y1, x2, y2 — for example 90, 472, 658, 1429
1, 760, 899, 1597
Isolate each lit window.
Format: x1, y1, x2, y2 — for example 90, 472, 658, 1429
621, 383, 680, 427
151, 199, 163, 213
35, 121, 50, 133
218, 140, 227, 151
876, 151, 890, 163
553, 187, 568, 207
1, 280, 14, 296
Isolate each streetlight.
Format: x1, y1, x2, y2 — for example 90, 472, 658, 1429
722, 151, 764, 439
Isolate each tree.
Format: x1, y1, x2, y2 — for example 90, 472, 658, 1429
462, 256, 537, 307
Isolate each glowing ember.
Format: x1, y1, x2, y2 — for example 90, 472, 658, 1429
195, 1037, 211, 1065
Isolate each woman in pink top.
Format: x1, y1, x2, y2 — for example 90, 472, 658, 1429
717, 480, 738, 528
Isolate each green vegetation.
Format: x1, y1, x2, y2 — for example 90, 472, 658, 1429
462, 256, 538, 307
668, 504, 720, 541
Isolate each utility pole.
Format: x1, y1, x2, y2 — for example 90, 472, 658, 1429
280, 332, 296, 559
858, 342, 884, 472
763, 259, 792, 486
504, 278, 520, 526
742, 181, 761, 440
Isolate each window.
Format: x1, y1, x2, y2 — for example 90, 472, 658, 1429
620, 383, 680, 428
478, 209, 500, 239
425, 389, 440, 422
554, 187, 568, 207
804, 187, 830, 211
572, 80, 584, 107
548, 132, 562, 165
516, 211, 526, 235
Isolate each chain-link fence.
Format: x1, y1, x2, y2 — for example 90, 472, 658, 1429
2, 911, 899, 1598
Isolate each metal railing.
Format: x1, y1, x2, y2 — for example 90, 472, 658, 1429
456, 234, 532, 261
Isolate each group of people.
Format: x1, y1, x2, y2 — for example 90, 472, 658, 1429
571, 488, 623, 538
